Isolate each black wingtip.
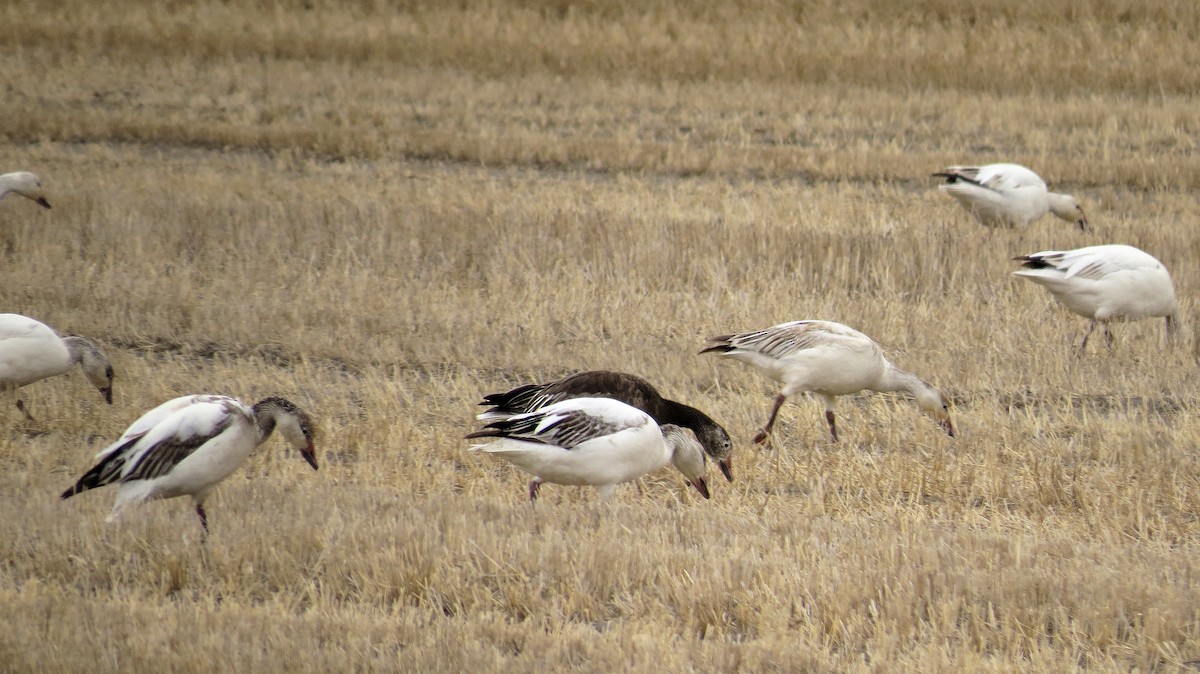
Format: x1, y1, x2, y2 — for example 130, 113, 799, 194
1014, 256, 1051, 269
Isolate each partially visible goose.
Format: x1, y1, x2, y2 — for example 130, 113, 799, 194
0, 313, 113, 420
477, 370, 734, 481
467, 397, 710, 501
932, 163, 1087, 230
0, 172, 51, 209
61, 394, 318, 534
1012, 244, 1179, 351
701, 320, 954, 443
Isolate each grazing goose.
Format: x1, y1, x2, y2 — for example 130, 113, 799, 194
701, 320, 954, 443
61, 394, 318, 534
467, 397, 710, 502
0, 313, 113, 420
932, 163, 1087, 230
477, 370, 735, 481
1012, 244, 1179, 351
0, 172, 51, 209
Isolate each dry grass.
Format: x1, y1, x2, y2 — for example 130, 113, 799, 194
2, 0, 1200, 671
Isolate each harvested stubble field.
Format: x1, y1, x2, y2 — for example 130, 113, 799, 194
2, 0, 1200, 671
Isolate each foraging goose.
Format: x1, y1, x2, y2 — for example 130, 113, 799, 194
61, 394, 318, 534
0, 172, 50, 209
701, 320, 954, 443
0, 313, 113, 420
478, 370, 734, 481
467, 397, 710, 501
1012, 244, 1179, 351
932, 163, 1087, 230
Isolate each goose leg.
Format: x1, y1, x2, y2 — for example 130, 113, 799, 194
825, 410, 839, 442
15, 399, 34, 422
528, 479, 542, 502
1103, 323, 1114, 350
753, 394, 788, 444
1078, 319, 1099, 353
195, 503, 209, 540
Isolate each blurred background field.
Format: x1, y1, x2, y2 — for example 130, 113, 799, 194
1, 1, 1199, 671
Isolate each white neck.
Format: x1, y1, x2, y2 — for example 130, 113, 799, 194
0, 174, 19, 199
873, 364, 929, 398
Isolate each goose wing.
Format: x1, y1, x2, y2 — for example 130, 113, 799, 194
468, 398, 648, 449
91, 394, 233, 461
703, 320, 872, 359
479, 371, 661, 420
63, 397, 247, 497
935, 164, 1044, 193
1014, 245, 1163, 281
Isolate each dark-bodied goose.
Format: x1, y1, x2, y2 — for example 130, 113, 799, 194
477, 370, 734, 481
467, 397, 709, 501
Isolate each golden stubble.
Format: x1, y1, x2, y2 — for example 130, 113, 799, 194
1, 0, 1199, 671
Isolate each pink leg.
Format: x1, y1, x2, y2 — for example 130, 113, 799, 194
15, 399, 34, 422
753, 394, 788, 444
528, 479, 542, 502
825, 409, 839, 442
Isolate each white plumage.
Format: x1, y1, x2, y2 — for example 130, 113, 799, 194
932, 163, 1087, 230
467, 397, 710, 501
1012, 244, 1179, 351
0, 313, 113, 420
61, 394, 318, 534
701, 320, 954, 443
0, 171, 51, 209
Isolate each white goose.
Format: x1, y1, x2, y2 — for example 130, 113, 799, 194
1012, 244, 1179, 351
466, 397, 710, 501
0, 313, 113, 420
0, 172, 51, 209
932, 163, 1087, 230
701, 320, 954, 443
61, 394, 318, 534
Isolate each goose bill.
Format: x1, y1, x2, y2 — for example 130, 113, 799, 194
300, 441, 319, 470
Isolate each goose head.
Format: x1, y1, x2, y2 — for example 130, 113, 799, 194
64, 336, 113, 404
256, 397, 319, 470
915, 386, 955, 437
696, 423, 734, 482
3, 172, 51, 209
1048, 193, 1088, 231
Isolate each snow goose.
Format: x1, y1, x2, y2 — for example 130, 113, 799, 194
1012, 244, 1179, 351
467, 397, 710, 501
61, 394, 318, 534
701, 320, 954, 443
0, 313, 113, 420
932, 163, 1087, 230
0, 172, 50, 209
477, 370, 734, 481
